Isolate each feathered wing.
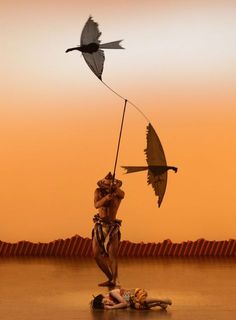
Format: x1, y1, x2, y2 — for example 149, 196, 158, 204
80, 16, 101, 46
80, 17, 124, 79
145, 123, 167, 166
121, 124, 176, 206
145, 123, 167, 207
82, 50, 105, 80
147, 169, 167, 207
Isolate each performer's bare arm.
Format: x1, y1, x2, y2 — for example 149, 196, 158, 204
94, 189, 112, 209
104, 289, 128, 309
112, 186, 125, 199
94, 187, 124, 209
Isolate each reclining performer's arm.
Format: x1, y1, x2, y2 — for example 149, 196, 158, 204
104, 289, 128, 309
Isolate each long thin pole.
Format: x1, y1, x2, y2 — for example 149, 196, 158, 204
112, 99, 127, 182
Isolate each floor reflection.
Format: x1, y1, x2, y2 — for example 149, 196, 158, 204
90, 308, 172, 320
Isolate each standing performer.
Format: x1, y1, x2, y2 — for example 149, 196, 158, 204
92, 172, 125, 287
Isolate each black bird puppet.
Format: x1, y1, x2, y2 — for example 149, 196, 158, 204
65, 16, 124, 80
65, 17, 177, 207
122, 123, 177, 207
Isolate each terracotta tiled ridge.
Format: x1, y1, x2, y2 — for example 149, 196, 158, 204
0, 236, 235, 257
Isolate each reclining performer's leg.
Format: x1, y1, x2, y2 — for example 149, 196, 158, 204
145, 297, 172, 309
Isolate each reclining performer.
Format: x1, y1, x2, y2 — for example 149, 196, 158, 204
91, 287, 172, 310
92, 172, 125, 287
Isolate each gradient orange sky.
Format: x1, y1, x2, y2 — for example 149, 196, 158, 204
1, 0, 236, 243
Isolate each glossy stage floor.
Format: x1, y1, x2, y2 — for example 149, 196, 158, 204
0, 257, 235, 320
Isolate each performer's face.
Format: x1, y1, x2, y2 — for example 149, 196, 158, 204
101, 179, 112, 191
102, 296, 115, 306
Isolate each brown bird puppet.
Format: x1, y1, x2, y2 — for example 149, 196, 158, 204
122, 123, 177, 207
65, 16, 124, 80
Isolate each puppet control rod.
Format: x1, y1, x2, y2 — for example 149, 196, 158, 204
101, 80, 151, 184
112, 98, 127, 183
101, 80, 152, 185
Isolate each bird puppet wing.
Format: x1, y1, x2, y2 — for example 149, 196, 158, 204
145, 123, 168, 207
82, 51, 105, 80
80, 16, 104, 79
145, 123, 167, 166
122, 123, 172, 207
80, 16, 101, 46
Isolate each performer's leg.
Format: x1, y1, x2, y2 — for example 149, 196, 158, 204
144, 297, 172, 309
92, 237, 113, 285
108, 233, 119, 285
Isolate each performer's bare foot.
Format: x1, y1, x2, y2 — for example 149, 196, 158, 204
108, 281, 116, 288
115, 279, 121, 288
98, 280, 116, 287
160, 299, 172, 310
165, 299, 172, 305
160, 303, 168, 310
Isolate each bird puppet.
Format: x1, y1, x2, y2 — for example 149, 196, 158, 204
65, 17, 177, 207
122, 123, 177, 207
65, 16, 124, 80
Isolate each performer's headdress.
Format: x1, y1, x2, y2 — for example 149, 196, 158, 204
97, 172, 122, 188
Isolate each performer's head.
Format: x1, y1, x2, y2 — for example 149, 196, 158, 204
91, 294, 104, 309
97, 172, 122, 191
91, 294, 115, 309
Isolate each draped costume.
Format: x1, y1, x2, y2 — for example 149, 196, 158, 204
120, 288, 148, 309
92, 213, 121, 257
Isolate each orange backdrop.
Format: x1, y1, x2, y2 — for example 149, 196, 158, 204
1, 0, 236, 242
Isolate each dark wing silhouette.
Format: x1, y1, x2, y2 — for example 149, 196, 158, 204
82, 50, 105, 80
145, 123, 167, 207
80, 16, 101, 46
145, 123, 167, 166
122, 123, 174, 207
80, 16, 104, 79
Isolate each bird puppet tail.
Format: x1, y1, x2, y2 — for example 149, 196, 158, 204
100, 40, 124, 49
121, 166, 148, 174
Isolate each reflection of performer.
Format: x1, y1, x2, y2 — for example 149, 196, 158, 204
92, 172, 125, 287
91, 287, 172, 310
